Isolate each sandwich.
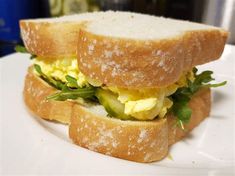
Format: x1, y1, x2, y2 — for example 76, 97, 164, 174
19, 12, 107, 124
19, 11, 228, 162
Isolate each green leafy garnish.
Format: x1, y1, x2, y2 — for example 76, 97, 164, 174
34, 64, 44, 75
65, 75, 79, 88
14, 45, 28, 53
204, 81, 227, 88
190, 68, 227, 92
33, 64, 96, 101
171, 68, 226, 129
34, 64, 64, 89
46, 86, 96, 101
15, 45, 36, 59
172, 99, 192, 124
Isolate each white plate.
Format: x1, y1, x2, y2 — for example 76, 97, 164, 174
0, 45, 235, 175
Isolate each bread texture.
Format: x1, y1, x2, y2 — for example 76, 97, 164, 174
69, 88, 211, 163
23, 67, 73, 124
20, 12, 109, 59
77, 13, 227, 88
20, 21, 85, 59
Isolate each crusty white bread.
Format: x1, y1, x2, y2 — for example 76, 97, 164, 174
76, 12, 228, 88
24, 67, 73, 124
19, 12, 109, 59
69, 88, 211, 163
20, 21, 84, 59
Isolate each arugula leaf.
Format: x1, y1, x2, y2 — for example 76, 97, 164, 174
15, 45, 36, 59
34, 64, 64, 89
65, 75, 79, 88
191, 70, 226, 91
46, 86, 96, 101
34, 64, 44, 75
172, 101, 192, 129
171, 68, 227, 129
34, 64, 96, 101
171, 88, 192, 128
204, 81, 227, 88
14, 45, 28, 53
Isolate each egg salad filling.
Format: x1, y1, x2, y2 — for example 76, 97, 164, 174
33, 58, 89, 88
31, 56, 226, 128
105, 71, 194, 120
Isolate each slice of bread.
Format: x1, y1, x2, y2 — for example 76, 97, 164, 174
24, 67, 73, 124
76, 11, 228, 88
20, 12, 109, 59
69, 88, 211, 162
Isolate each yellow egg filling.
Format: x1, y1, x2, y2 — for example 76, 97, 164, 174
106, 71, 194, 120
33, 57, 89, 87
33, 57, 194, 120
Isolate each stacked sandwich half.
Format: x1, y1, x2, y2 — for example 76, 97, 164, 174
19, 11, 228, 162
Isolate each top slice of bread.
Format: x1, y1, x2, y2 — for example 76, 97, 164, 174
76, 11, 228, 88
20, 12, 109, 59
84, 11, 224, 40
20, 11, 228, 87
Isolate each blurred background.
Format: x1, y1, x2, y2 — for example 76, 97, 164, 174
0, 0, 234, 57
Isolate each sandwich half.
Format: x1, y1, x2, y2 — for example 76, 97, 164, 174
21, 12, 109, 123
20, 11, 228, 162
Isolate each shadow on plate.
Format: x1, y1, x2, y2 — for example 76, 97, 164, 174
212, 90, 228, 107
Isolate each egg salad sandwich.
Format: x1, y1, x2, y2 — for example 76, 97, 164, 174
19, 11, 228, 162
19, 12, 110, 124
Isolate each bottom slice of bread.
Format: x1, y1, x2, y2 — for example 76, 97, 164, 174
69, 88, 211, 163
24, 66, 211, 162
24, 67, 73, 124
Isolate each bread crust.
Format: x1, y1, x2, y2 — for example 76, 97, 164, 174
69, 88, 211, 162
20, 20, 86, 59
77, 29, 227, 88
23, 67, 73, 124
